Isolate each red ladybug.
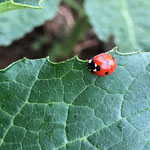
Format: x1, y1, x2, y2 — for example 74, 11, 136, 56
87, 53, 117, 76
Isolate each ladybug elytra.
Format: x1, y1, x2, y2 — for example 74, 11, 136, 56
87, 53, 117, 76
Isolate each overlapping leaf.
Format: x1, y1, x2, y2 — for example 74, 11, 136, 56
0, 0, 61, 46
0, 0, 42, 14
84, 0, 150, 52
0, 48, 150, 149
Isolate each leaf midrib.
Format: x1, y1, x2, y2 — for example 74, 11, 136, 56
121, 0, 138, 49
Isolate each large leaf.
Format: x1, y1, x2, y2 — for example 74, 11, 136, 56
0, 0, 42, 14
0, 0, 61, 46
0, 49, 150, 149
84, 0, 150, 52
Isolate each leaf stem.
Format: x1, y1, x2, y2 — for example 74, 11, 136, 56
49, 16, 90, 61
62, 0, 85, 17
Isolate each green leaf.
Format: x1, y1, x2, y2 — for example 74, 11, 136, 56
0, 0, 61, 46
84, 0, 150, 52
0, 0, 42, 14
0, 48, 150, 149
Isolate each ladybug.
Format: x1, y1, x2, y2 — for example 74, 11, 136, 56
87, 53, 117, 76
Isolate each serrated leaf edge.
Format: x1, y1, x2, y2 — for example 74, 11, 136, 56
1, 47, 149, 72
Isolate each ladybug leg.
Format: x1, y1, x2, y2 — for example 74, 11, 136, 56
87, 59, 93, 68
87, 59, 92, 69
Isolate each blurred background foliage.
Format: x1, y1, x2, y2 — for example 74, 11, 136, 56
0, 0, 150, 69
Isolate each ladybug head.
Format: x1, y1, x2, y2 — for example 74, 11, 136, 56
87, 59, 100, 73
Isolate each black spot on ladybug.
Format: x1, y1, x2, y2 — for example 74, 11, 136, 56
106, 61, 110, 66
96, 65, 100, 71
100, 55, 104, 58
105, 72, 109, 75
